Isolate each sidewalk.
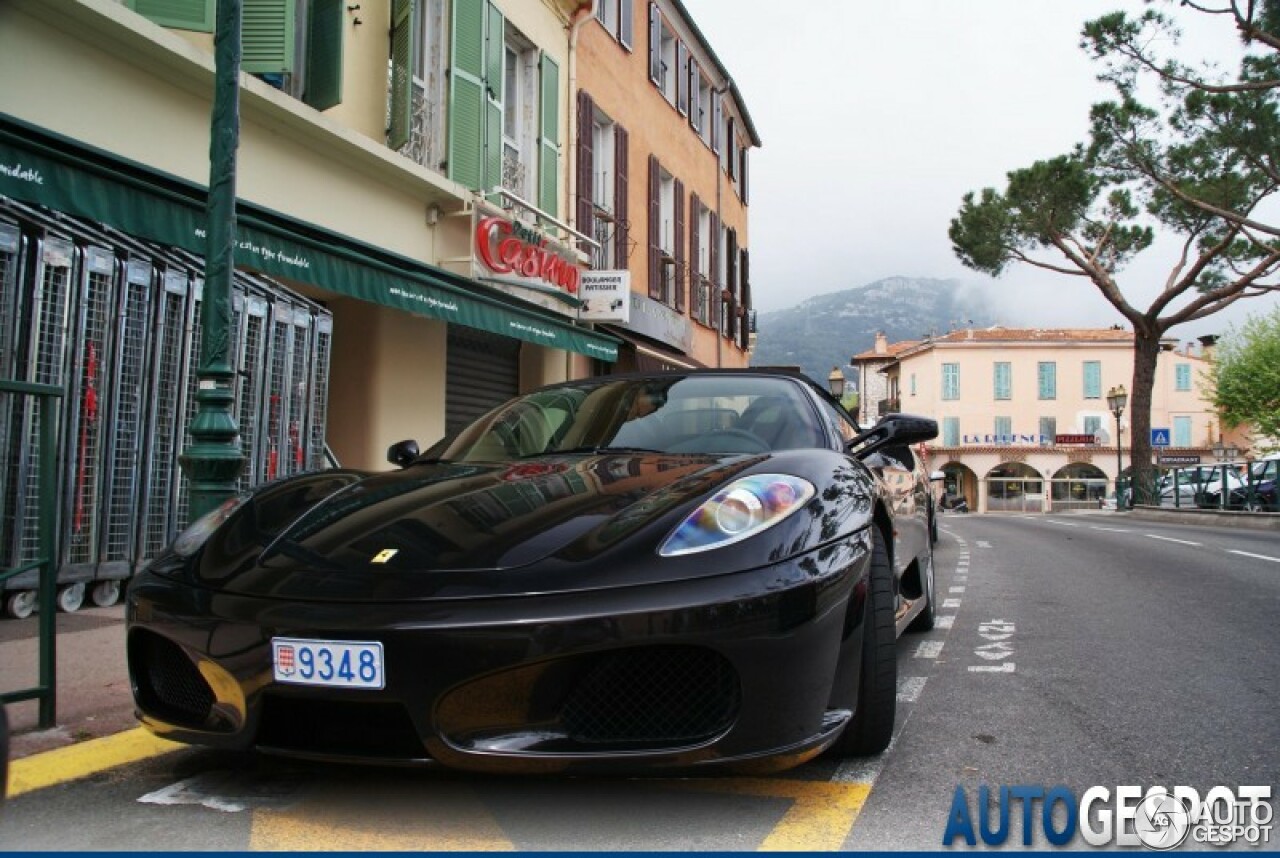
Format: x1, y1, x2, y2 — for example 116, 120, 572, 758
1, 603, 138, 760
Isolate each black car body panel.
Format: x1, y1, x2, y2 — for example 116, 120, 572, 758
127, 369, 937, 773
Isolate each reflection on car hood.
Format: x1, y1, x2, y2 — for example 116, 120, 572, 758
193, 453, 771, 600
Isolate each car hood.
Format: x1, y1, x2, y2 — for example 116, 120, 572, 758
187, 452, 844, 601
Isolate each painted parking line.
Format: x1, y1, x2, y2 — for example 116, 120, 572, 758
676, 777, 872, 851
913, 640, 944, 659
7, 728, 181, 798
1227, 549, 1280, 563
937, 615, 956, 630
1146, 534, 1202, 546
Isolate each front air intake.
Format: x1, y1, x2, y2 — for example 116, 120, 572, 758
129, 630, 215, 728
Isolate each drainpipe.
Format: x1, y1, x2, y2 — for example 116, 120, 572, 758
566, 1, 593, 381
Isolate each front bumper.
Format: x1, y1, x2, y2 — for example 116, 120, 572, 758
126, 532, 870, 774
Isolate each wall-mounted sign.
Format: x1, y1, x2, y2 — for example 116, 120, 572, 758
1158, 454, 1201, 466
619, 292, 693, 353
1055, 434, 1099, 445
473, 213, 585, 318
579, 270, 631, 322
962, 434, 1050, 446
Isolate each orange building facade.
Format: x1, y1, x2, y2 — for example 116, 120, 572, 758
574, 0, 758, 370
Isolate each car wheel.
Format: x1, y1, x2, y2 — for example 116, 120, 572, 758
907, 541, 936, 633
831, 528, 897, 757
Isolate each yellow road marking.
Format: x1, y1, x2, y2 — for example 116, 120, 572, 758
673, 777, 873, 851
7, 728, 181, 798
250, 781, 514, 851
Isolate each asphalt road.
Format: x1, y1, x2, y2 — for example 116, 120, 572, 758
2, 513, 1277, 851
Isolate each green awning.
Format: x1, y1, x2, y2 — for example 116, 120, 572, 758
0, 114, 618, 362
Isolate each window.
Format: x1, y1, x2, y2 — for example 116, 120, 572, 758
942, 363, 960, 400
692, 64, 710, 141
1039, 416, 1057, 446
1083, 361, 1101, 399
1084, 416, 1102, 437
910, 374, 917, 397
993, 362, 1011, 400
691, 196, 711, 324
595, 0, 633, 49
577, 93, 628, 269
647, 156, 683, 309
1038, 362, 1057, 400
942, 417, 960, 447
132, 0, 344, 108
1173, 416, 1192, 446
995, 416, 1012, 439
499, 27, 539, 201
1175, 363, 1191, 392
649, 4, 677, 105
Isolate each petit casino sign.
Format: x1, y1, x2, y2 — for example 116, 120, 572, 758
476, 216, 581, 294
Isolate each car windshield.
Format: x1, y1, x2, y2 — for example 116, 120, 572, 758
435, 375, 828, 462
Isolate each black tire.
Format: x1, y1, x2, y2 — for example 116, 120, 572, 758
831, 529, 897, 756
907, 539, 936, 633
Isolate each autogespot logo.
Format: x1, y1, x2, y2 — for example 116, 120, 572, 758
942, 784, 1273, 849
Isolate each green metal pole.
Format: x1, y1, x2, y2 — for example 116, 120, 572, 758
180, 0, 246, 520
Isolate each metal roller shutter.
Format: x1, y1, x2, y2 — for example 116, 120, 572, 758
446, 328, 519, 437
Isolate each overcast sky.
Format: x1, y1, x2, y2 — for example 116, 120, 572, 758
679, 0, 1280, 344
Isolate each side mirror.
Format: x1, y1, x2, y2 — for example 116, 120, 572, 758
386, 439, 420, 468
849, 413, 938, 461
929, 470, 946, 482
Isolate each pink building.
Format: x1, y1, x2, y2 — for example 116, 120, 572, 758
853, 327, 1249, 513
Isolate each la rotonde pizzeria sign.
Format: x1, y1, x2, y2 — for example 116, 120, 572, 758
474, 214, 584, 316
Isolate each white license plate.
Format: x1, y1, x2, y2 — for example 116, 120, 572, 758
271, 638, 385, 690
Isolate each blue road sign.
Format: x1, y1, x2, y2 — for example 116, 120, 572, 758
1151, 428, 1171, 447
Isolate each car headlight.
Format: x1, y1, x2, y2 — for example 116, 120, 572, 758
171, 494, 250, 558
658, 474, 815, 557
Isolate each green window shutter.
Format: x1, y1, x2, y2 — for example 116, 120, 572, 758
1175, 363, 1191, 391
993, 362, 1011, 400
942, 417, 959, 447
994, 416, 1012, 439
449, 0, 486, 190
127, 0, 214, 32
538, 53, 560, 214
1083, 360, 1101, 399
942, 363, 959, 401
387, 0, 413, 148
1084, 416, 1101, 436
243, 0, 295, 74
1039, 416, 1056, 444
483, 2, 504, 198
304, 0, 344, 111
1173, 416, 1191, 446
1038, 361, 1057, 400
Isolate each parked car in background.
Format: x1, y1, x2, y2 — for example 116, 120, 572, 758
1157, 465, 1246, 508
126, 370, 939, 774
1212, 454, 1280, 511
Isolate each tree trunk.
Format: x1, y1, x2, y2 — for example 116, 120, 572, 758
1129, 333, 1162, 505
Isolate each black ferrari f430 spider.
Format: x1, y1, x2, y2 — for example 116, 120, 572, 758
127, 369, 938, 774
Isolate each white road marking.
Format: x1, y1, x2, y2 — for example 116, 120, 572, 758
897, 676, 927, 703
1227, 549, 1280, 563
913, 640, 944, 659
1091, 526, 1130, 532
976, 540, 992, 548
1146, 534, 1202, 546
943, 598, 962, 609
1045, 520, 1080, 527
969, 662, 1016, 673
937, 615, 955, 629
833, 735, 897, 782
949, 586, 966, 593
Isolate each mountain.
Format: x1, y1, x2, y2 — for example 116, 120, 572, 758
750, 277, 996, 387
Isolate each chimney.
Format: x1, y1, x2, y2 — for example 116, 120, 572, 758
1198, 334, 1218, 361
874, 332, 888, 355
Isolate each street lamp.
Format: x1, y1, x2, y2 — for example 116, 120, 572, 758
1211, 437, 1239, 462
827, 366, 845, 399
1106, 385, 1127, 507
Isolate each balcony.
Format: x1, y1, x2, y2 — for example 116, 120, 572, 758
879, 397, 901, 414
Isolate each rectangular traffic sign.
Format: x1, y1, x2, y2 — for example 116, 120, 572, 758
1150, 428, 1171, 447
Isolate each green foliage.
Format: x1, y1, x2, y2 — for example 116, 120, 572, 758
1207, 307, 1280, 445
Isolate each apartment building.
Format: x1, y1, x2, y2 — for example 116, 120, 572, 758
853, 327, 1248, 513
576, 0, 757, 370
0, 0, 756, 612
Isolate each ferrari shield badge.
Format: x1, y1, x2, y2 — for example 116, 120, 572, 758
371, 548, 398, 564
